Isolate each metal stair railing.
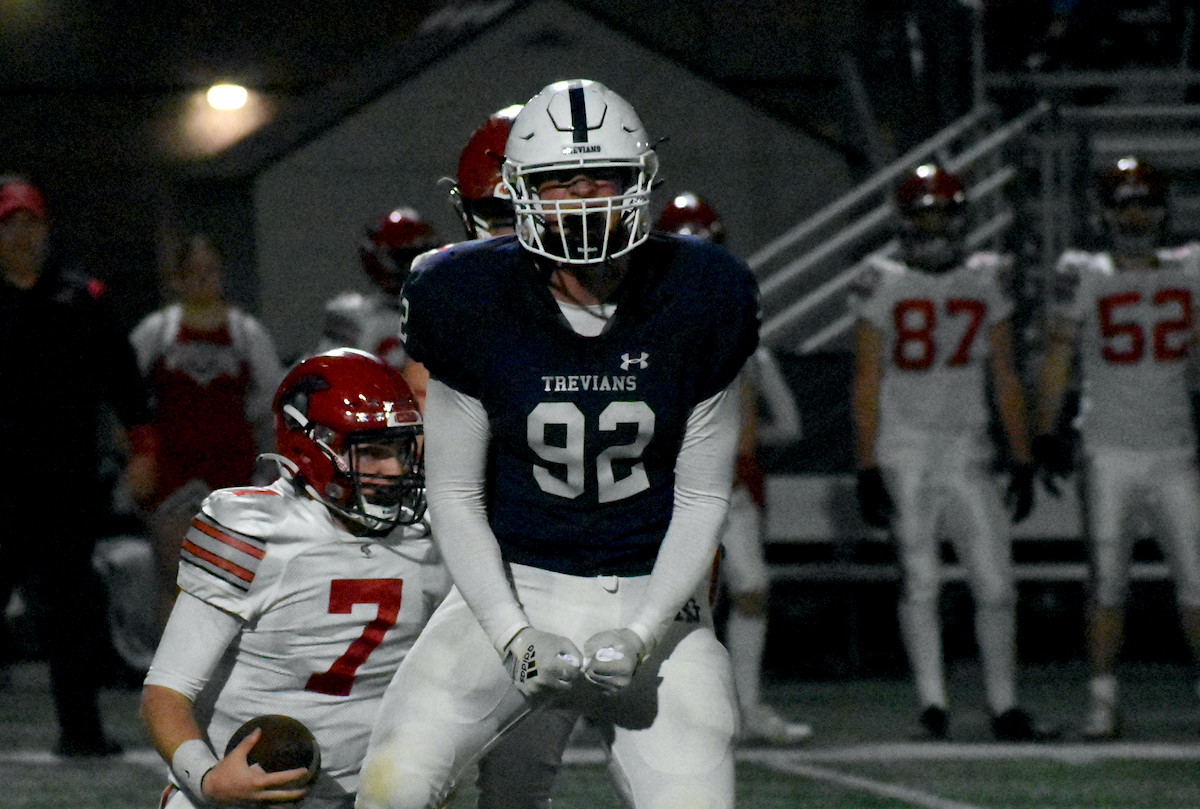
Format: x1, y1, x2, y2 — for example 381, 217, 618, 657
751, 100, 1052, 353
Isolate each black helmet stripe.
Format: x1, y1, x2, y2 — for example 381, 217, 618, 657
569, 84, 589, 143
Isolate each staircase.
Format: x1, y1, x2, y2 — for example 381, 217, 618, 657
748, 101, 1052, 354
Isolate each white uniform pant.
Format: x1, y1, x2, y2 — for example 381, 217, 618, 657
880, 429, 1014, 613
1082, 444, 1200, 608
358, 564, 737, 809
718, 486, 769, 596
879, 427, 1016, 710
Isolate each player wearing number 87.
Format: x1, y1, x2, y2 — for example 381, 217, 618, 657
359, 80, 759, 809
850, 164, 1052, 741
1034, 156, 1200, 740
140, 348, 452, 809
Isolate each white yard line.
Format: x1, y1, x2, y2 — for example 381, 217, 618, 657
739, 741, 1200, 764
762, 761, 988, 809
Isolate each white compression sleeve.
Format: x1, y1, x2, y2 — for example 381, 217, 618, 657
424, 379, 530, 651
144, 591, 243, 701
627, 383, 741, 649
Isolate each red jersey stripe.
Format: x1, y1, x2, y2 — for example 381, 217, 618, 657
191, 516, 267, 560
182, 538, 255, 583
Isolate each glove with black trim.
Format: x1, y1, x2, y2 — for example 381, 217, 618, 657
502, 627, 582, 699
1032, 433, 1074, 496
855, 467, 894, 528
1005, 463, 1036, 523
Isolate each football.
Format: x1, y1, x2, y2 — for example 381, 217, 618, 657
225, 714, 321, 784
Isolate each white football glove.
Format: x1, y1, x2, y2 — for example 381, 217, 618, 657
582, 628, 646, 695
502, 627, 583, 699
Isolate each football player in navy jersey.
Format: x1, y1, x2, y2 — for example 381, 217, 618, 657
358, 79, 759, 809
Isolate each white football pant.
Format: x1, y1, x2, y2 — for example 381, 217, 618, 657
358, 564, 737, 809
881, 427, 1017, 714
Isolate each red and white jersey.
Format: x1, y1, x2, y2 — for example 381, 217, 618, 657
1051, 245, 1200, 450
177, 478, 449, 802
850, 252, 1014, 437
317, 291, 406, 370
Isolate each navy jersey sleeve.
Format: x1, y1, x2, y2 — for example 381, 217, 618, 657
400, 239, 514, 399
667, 238, 761, 404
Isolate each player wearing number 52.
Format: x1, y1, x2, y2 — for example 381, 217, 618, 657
1034, 156, 1200, 741
359, 80, 759, 809
850, 164, 1052, 742
141, 349, 450, 809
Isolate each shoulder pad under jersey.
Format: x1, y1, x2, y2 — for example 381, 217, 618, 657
1158, 242, 1200, 272
200, 482, 296, 538
967, 251, 1016, 295
1050, 250, 1104, 307
1055, 249, 1107, 276
851, 255, 903, 301
324, 290, 368, 315
179, 480, 328, 605
410, 243, 457, 274
965, 250, 1013, 275
320, 291, 370, 347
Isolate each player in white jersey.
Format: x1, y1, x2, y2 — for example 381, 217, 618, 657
141, 349, 449, 809
851, 164, 1051, 741
655, 192, 811, 745
317, 208, 439, 408
1034, 156, 1200, 739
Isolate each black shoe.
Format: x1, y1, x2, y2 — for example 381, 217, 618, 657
919, 706, 948, 739
991, 708, 1060, 742
55, 737, 123, 758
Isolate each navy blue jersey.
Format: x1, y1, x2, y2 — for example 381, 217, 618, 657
402, 233, 760, 576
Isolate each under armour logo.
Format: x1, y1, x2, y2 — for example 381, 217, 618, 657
620, 352, 649, 370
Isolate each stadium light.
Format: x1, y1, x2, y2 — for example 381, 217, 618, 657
206, 83, 249, 111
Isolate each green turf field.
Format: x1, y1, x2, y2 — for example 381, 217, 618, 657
3, 659, 1198, 808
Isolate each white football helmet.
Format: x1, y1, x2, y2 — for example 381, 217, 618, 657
502, 79, 659, 264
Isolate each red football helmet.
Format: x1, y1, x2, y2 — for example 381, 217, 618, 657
655, 192, 725, 244
0, 178, 47, 221
895, 164, 967, 272
273, 348, 425, 535
1095, 155, 1168, 209
451, 104, 522, 240
359, 208, 438, 296
896, 164, 966, 216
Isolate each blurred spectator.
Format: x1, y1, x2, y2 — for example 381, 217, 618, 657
129, 233, 283, 631
0, 175, 156, 756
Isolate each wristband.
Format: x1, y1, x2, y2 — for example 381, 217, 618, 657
626, 622, 657, 655
494, 622, 531, 656
172, 738, 219, 801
